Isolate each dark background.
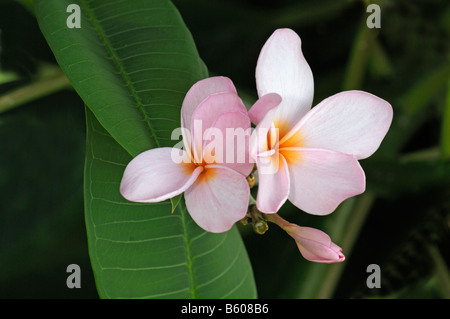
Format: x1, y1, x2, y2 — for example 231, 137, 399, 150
0, 0, 449, 298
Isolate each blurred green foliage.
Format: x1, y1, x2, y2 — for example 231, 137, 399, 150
0, 0, 449, 298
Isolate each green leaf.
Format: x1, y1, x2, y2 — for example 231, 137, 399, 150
35, 0, 208, 156
85, 109, 256, 298
35, 0, 256, 298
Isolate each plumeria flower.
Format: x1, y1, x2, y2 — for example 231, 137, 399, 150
120, 77, 254, 233
249, 28, 393, 215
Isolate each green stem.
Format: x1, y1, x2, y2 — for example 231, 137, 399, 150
426, 244, 450, 298
270, 0, 349, 28
400, 64, 449, 117
263, 212, 291, 229
441, 77, 450, 160
401, 146, 441, 162
342, 16, 379, 90
315, 192, 376, 298
0, 67, 71, 114
379, 63, 450, 156
0, 70, 20, 85
248, 194, 256, 206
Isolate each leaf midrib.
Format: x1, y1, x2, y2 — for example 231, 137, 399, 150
79, 0, 160, 152
178, 200, 197, 298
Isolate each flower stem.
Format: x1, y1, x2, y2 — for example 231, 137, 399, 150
315, 192, 375, 299
0, 65, 71, 114
441, 77, 450, 160
426, 244, 450, 298
342, 14, 379, 90
262, 212, 291, 230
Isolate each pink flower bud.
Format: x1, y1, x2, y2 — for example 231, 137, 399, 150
284, 224, 345, 263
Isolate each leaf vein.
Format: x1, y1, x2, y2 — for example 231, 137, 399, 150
79, 0, 160, 151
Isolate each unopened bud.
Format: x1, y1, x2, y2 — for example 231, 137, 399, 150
240, 214, 252, 226
246, 173, 256, 188
253, 219, 268, 235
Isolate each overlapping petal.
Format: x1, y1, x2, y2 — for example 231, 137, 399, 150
190, 92, 248, 162
250, 106, 279, 157
203, 111, 253, 176
184, 165, 250, 233
181, 76, 237, 131
255, 153, 290, 213
248, 93, 282, 125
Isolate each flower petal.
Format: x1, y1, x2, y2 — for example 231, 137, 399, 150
203, 111, 254, 176
120, 147, 202, 203
256, 28, 314, 133
283, 148, 365, 215
250, 106, 279, 157
184, 165, 250, 233
291, 90, 393, 160
255, 153, 290, 213
248, 93, 282, 125
190, 92, 247, 162
181, 76, 237, 131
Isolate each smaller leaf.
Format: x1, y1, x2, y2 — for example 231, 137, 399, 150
170, 194, 183, 214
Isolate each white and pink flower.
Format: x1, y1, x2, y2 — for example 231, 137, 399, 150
120, 27, 393, 263
120, 77, 253, 233
249, 28, 393, 216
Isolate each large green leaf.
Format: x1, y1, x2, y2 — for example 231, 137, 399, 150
35, 0, 256, 298
85, 109, 256, 298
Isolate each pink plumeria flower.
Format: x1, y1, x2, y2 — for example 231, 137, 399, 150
249, 28, 393, 215
120, 77, 254, 233
284, 223, 345, 263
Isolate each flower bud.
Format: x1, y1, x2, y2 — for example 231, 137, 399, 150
253, 219, 268, 235
284, 224, 345, 263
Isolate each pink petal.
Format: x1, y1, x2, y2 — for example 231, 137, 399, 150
255, 153, 290, 213
203, 111, 254, 176
120, 147, 202, 203
291, 226, 345, 263
250, 106, 279, 157
248, 93, 282, 125
184, 165, 250, 233
282, 148, 365, 215
181, 76, 237, 131
291, 90, 393, 160
286, 225, 332, 246
190, 92, 247, 162
256, 28, 314, 133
